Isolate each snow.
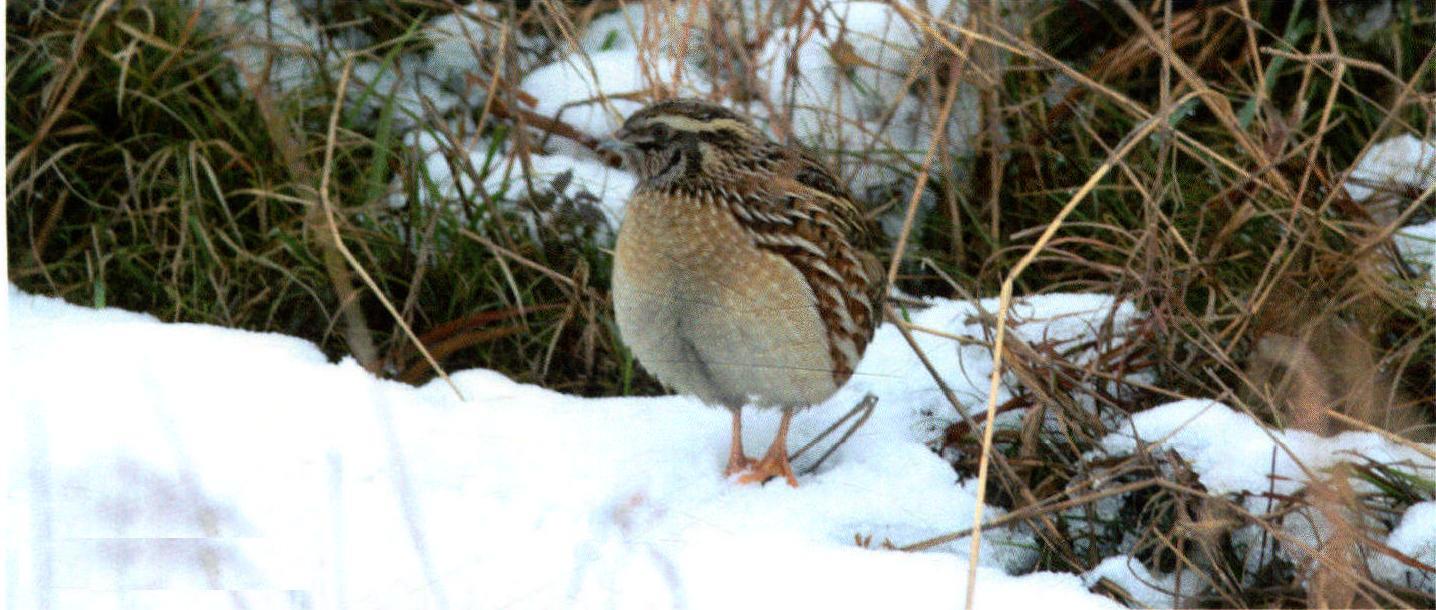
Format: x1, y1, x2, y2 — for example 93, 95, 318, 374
213, 0, 331, 94
513, 0, 986, 202
853, 294, 1138, 426
1101, 399, 1435, 498
1341, 133, 1436, 307
15, 2, 1436, 605
753, 0, 983, 194
1343, 134, 1436, 204
577, 3, 704, 57
1100, 399, 1436, 594
212, 0, 989, 242
1082, 555, 1203, 609
519, 4, 714, 142
424, 8, 502, 107
1376, 500, 1436, 595
212, 0, 497, 128
401, 128, 635, 233
7, 287, 1129, 609
8, 289, 1431, 607
1396, 218, 1436, 309
1066, 131, 1436, 598
579, 4, 651, 53
493, 154, 638, 229
520, 50, 688, 140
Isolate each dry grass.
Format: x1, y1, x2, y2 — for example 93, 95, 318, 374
7, 0, 1435, 607
7, 0, 645, 396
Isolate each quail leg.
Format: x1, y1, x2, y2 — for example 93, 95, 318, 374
723, 406, 756, 476
736, 407, 799, 487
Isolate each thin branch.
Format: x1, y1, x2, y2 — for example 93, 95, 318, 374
963, 93, 1195, 610
319, 58, 465, 400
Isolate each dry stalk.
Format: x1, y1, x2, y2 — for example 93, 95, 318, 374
884, 42, 966, 289
319, 58, 464, 399
239, 48, 382, 372
963, 93, 1195, 610
902, 478, 1157, 552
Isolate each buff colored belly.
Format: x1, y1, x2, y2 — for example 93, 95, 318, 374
612, 190, 839, 409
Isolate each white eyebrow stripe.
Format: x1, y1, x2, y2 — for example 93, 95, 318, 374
650, 116, 750, 134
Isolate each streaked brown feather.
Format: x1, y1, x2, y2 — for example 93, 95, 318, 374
663, 145, 882, 385
619, 98, 885, 387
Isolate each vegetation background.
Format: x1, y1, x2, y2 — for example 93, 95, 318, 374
7, 0, 1434, 606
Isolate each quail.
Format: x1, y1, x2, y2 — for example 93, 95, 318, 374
607, 98, 884, 487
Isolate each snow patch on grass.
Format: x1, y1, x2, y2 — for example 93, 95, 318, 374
8, 286, 1128, 609
754, 0, 983, 194
1101, 399, 1436, 593
1344, 134, 1436, 204
1083, 555, 1204, 609
1101, 399, 1435, 498
1376, 500, 1436, 595
1342, 133, 1436, 306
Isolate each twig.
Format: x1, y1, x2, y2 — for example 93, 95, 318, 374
883, 41, 965, 290
794, 394, 879, 475
4, 0, 114, 180
886, 300, 1083, 570
963, 93, 1193, 610
1156, 479, 1409, 608
791, 394, 874, 462
459, 228, 579, 289
1260, 48, 1431, 100
1114, 0, 1295, 201
319, 57, 464, 400
901, 478, 1157, 552
1324, 408, 1436, 463
885, 304, 983, 428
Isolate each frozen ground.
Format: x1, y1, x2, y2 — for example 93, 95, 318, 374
8, 285, 1434, 609
8, 287, 1131, 610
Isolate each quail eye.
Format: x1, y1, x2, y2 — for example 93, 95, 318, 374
649, 123, 671, 139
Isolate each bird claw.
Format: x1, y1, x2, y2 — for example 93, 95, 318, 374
732, 452, 799, 488
723, 454, 757, 478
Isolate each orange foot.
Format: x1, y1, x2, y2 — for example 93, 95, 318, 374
724, 453, 757, 478
724, 407, 799, 487
734, 450, 799, 487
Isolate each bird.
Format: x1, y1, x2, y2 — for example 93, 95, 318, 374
605, 98, 885, 487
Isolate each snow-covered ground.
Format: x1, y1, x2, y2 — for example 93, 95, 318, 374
8, 288, 1132, 610
8, 284, 1434, 609
1103, 400, 1436, 597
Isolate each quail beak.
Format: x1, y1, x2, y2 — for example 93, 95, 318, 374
598, 133, 632, 167
597, 135, 630, 155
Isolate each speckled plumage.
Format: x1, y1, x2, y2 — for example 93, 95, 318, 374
608, 98, 884, 485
